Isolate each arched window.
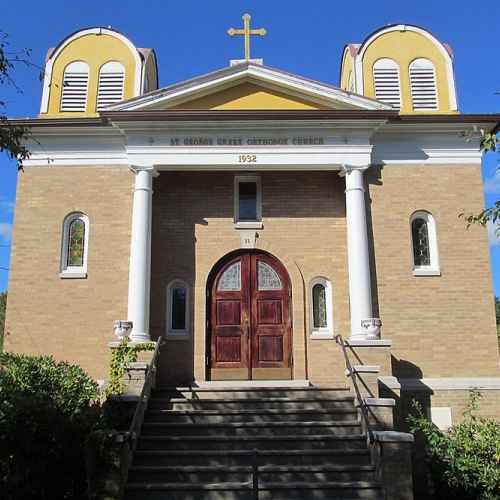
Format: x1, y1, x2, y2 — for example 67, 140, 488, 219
309, 277, 334, 339
60, 61, 89, 112
373, 58, 401, 110
60, 212, 89, 278
166, 280, 190, 339
410, 211, 440, 276
409, 58, 438, 110
96, 61, 125, 110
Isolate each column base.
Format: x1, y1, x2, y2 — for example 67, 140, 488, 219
129, 332, 151, 343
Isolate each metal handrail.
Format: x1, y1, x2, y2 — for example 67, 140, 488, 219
128, 337, 162, 452
335, 334, 375, 444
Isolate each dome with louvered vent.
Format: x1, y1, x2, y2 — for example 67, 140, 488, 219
40, 27, 158, 117
340, 24, 458, 114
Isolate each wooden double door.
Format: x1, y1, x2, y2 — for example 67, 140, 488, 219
209, 251, 292, 380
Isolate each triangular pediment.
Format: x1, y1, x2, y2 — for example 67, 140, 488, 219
169, 82, 329, 110
105, 62, 392, 112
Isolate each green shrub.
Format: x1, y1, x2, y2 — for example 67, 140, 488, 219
0, 353, 100, 499
408, 391, 500, 500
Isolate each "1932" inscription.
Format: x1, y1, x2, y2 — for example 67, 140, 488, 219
238, 154, 257, 163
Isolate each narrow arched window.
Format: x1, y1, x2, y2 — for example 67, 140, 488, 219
310, 278, 334, 339
410, 211, 440, 276
409, 58, 438, 111
60, 213, 89, 278
373, 58, 401, 109
97, 61, 125, 110
166, 280, 190, 339
60, 61, 89, 112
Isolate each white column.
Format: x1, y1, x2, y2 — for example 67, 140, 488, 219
127, 166, 157, 342
341, 165, 380, 340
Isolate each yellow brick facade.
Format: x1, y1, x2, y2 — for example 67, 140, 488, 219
368, 164, 499, 377
4, 166, 133, 380
5, 165, 500, 396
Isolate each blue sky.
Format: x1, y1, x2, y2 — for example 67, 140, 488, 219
1, 0, 500, 293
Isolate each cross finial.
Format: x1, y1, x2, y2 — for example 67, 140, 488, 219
228, 13, 267, 61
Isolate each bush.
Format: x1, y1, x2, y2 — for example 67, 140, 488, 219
408, 391, 500, 500
0, 353, 100, 500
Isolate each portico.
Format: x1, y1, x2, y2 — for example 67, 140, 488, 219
118, 110, 387, 383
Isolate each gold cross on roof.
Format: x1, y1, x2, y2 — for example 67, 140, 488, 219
227, 13, 267, 61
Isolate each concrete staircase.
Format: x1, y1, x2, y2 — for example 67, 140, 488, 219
124, 386, 386, 500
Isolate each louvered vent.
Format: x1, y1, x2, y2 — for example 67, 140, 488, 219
409, 58, 438, 110
373, 58, 401, 109
60, 61, 89, 112
97, 61, 125, 110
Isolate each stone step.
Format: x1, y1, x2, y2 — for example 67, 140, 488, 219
137, 434, 367, 452
145, 408, 359, 423
125, 481, 384, 500
148, 397, 356, 411
132, 449, 372, 467
128, 464, 377, 484
154, 387, 350, 401
141, 420, 362, 437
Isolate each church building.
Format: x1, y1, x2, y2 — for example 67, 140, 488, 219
5, 21, 500, 431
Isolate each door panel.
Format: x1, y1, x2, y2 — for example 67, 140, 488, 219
250, 253, 291, 377
210, 255, 250, 380
209, 251, 292, 380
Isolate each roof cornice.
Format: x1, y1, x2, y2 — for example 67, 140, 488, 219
100, 109, 398, 122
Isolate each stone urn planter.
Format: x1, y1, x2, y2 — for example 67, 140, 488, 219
113, 320, 133, 341
360, 318, 382, 339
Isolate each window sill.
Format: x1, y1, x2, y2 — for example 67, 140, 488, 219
310, 331, 334, 340
413, 268, 441, 277
59, 272, 87, 279
234, 221, 263, 230
165, 332, 190, 341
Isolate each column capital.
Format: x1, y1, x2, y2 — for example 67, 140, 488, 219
338, 164, 369, 177
129, 165, 160, 177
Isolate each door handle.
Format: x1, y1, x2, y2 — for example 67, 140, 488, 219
243, 320, 249, 336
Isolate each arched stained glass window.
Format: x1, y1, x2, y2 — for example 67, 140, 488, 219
310, 278, 334, 338
61, 213, 89, 277
312, 283, 327, 328
410, 211, 440, 276
412, 218, 430, 267
67, 218, 85, 267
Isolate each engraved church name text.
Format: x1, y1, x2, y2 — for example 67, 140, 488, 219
169, 136, 324, 146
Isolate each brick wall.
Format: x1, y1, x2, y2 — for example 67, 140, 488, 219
4, 166, 133, 380
150, 171, 350, 385
5, 164, 499, 389
368, 164, 500, 378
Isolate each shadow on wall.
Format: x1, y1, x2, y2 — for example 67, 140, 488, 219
381, 355, 434, 500
365, 166, 383, 319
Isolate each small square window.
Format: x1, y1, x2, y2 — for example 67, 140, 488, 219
234, 176, 262, 228
239, 182, 257, 221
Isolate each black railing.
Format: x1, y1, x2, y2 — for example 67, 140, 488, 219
128, 337, 162, 453
335, 334, 375, 444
